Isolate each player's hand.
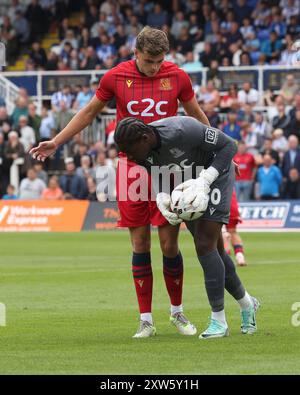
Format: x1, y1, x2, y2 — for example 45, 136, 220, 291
180, 167, 219, 212
180, 178, 210, 212
156, 192, 182, 226
29, 140, 58, 162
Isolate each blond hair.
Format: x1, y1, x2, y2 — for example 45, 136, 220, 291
136, 26, 169, 56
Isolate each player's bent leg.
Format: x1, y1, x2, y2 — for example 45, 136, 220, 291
240, 296, 260, 335
189, 220, 229, 339
158, 224, 197, 336
129, 225, 157, 338
217, 234, 260, 334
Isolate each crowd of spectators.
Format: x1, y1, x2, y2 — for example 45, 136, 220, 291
1, 0, 300, 70
1, 0, 300, 201
1, 71, 300, 202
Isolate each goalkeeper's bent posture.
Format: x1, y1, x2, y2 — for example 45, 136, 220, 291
115, 116, 260, 339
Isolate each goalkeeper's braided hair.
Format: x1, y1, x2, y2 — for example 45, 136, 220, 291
114, 117, 155, 146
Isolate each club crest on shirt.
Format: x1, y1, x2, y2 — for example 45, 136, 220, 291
126, 79, 133, 88
160, 78, 172, 90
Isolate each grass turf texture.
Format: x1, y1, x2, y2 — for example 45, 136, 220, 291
0, 231, 299, 375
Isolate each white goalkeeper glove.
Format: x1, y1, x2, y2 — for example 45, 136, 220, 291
156, 192, 182, 226
180, 167, 219, 213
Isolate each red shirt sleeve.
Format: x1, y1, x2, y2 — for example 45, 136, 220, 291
177, 69, 195, 103
95, 69, 115, 102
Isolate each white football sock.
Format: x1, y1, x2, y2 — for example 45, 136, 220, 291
171, 304, 183, 316
211, 310, 227, 326
141, 313, 153, 325
237, 291, 253, 311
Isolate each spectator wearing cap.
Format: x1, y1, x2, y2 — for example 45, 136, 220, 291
257, 154, 283, 200
59, 158, 87, 199
19, 167, 46, 200
238, 82, 259, 107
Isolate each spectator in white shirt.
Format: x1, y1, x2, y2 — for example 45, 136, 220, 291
19, 168, 46, 200
251, 112, 272, 139
19, 116, 35, 152
238, 82, 259, 107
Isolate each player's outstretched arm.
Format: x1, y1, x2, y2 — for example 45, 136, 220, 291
30, 96, 106, 161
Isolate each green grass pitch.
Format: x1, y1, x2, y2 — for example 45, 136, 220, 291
0, 231, 300, 375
